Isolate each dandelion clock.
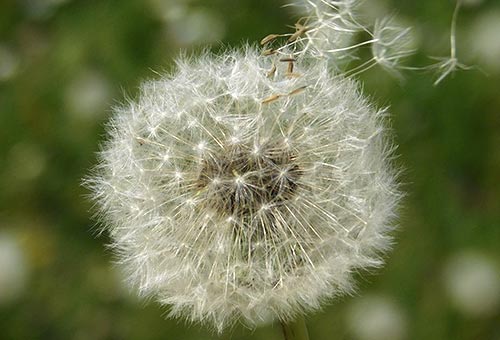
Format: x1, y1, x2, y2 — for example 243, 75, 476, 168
85, 0, 410, 338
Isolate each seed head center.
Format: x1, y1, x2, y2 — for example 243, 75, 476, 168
196, 141, 302, 217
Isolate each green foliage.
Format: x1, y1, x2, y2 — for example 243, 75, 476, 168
0, 0, 498, 339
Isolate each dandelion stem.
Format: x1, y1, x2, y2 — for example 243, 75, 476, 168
280, 316, 310, 340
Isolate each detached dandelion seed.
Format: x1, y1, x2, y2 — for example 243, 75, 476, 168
86, 0, 404, 336
432, 1, 471, 85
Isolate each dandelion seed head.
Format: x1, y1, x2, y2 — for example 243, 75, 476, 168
87, 45, 399, 332
468, 9, 500, 73
347, 295, 408, 340
443, 251, 500, 317
0, 232, 29, 305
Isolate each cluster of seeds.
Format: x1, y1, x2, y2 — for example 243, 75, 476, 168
196, 141, 302, 218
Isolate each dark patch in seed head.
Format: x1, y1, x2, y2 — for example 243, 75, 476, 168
196, 141, 302, 217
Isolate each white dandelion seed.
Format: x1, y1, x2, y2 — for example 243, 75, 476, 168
431, 1, 471, 85
288, 0, 467, 83
371, 17, 416, 79
86, 45, 399, 332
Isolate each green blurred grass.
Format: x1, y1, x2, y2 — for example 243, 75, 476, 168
0, 0, 499, 339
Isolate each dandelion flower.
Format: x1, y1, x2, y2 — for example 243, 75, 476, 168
87, 44, 399, 332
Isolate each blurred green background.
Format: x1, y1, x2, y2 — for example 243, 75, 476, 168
0, 0, 499, 339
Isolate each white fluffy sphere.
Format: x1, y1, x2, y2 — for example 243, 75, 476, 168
88, 46, 398, 331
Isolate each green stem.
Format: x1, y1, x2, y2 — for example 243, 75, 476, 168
280, 315, 310, 340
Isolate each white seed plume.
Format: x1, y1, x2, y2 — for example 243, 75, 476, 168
289, 0, 466, 82
286, 0, 415, 75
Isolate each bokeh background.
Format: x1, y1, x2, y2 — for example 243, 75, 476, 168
0, 0, 499, 339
